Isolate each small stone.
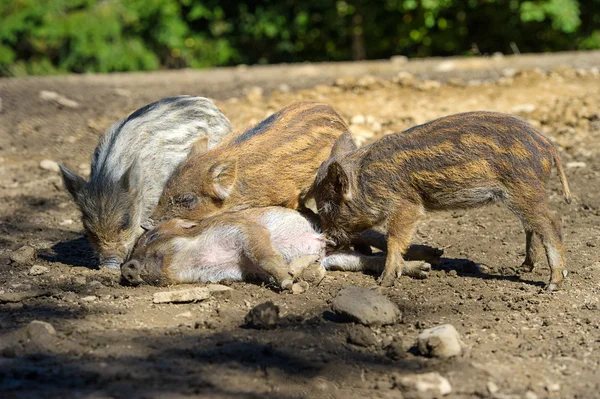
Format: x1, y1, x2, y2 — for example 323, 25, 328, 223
396, 372, 452, 396
351, 114, 366, 125
291, 281, 309, 294
524, 391, 538, 399
347, 325, 377, 347
487, 381, 499, 394
418, 80, 441, 91
492, 52, 504, 61
511, 104, 536, 114
39, 159, 60, 172
114, 88, 131, 97
417, 324, 465, 358
331, 286, 402, 326
244, 301, 279, 329
566, 161, 586, 169
153, 287, 210, 304
81, 295, 97, 302
246, 86, 263, 103
386, 338, 406, 360
56, 96, 79, 109
39, 91, 60, 101
71, 276, 86, 285
10, 246, 37, 265
29, 265, 48, 276
176, 311, 192, 318
435, 60, 456, 72
546, 383, 560, 392
390, 55, 408, 66
206, 283, 233, 299
88, 280, 103, 289
393, 71, 417, 87
278, 83, 291, 93
59, 219, 74, 226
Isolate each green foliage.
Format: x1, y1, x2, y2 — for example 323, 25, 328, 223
0, 0, 598, 76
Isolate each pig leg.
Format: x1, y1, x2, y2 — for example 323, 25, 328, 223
323, 250, 431, 279
520, 231, 543, 273
380, 204, 423, 287
241, 223, 295, 290
511, 199, 566, 291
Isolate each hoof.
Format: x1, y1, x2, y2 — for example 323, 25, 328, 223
543, 282, 561, 292
403, 261, 431, 280
519, 261, 536, 274
378, 273, 397, 287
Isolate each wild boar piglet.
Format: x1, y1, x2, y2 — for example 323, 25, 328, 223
59, 96, 232, 269
121, 207, 437, 288
312, 111, 571, 290
151, 101, 351, 223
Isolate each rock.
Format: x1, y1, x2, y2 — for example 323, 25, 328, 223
347, 325, 377, 347
524, 391, 539, 399
386, 338, 406, 360
81, 295, 97, 302
435, 61, 456, 72
29, 265, 48, 276
487, 381, 499, 394
291, 281, 309, 294
393, 71, 417, 87
206, 283, 233, 299
88, 280, 103, 289
153, 287, 210, 304
390, 55, 408, 66
417, 324, 465, 358
10, 245, 37, 265
278, 83, 291, 93
351, 114, 366, 125
59, 219, 74, 226
566, 161, 586, 169
56, 96, 79, 109
39, 90, 60, 101
25, 320, 56, 337
396, 372, 452, 396
246, 86, 263, 103
331, 286, 402, 326
511, 104, 536, 114
39, 159, 60, 172
176, 311, 192, 318
244, 301, 280, 329
546, 383, 560, 392
492, 52, 504, 61
0, 290, 49, 303
71, 276, 86, 285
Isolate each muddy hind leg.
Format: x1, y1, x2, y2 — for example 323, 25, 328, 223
520, 231, 543, 273
380, 203, 423, 287
241, 223, 294, 290
513, 201, 567, 291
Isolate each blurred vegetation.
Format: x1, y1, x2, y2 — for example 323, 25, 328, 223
1, 0, 598, 76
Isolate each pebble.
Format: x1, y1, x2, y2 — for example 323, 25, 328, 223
291, 281, 309, 294
524, 391, 539, 399
393, 71, 417, 87
511, 104, 536, 114
29, 265, 49, 276
153, 287, 210, 304
351, 114, 366, 125
396, 372, 452, 396
244, 301, 280, 329
176, 311, 192, 318
331, 286, 402, 326
59, 219, 74, 226
71, 276, 86, 285
39, 159, 60, 172
39, 90, 60, 101
566, 161, 586, 169
39, 91, 79, 109
386, 338, 406, 360
81, 295, 97, 302
487, 381, 499, 394
346, 325, 377, 347
278, 83, 291, 93
88, 280, 103, 289
56, 96, 80, 109
206, 283, 233, 299
435, 61, 456, 72
390, 55, 408, 66
417, 324, 465, 358
10, 245, 37, 265
546, 383, 560, 392
246, 86, 264, 103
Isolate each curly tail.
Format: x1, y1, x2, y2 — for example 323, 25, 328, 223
550, 145, 572, 204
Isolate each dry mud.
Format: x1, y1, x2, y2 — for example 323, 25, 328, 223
0, 53, 599, 398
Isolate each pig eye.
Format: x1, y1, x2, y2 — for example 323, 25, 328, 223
120, 214, 131, 231
174, 193, 198, 208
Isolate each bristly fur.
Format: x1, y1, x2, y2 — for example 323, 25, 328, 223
152, 101, 351, 222
313, 111, 571, 290
60, 96, 232, 267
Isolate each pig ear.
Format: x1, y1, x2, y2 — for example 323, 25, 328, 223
207, 160, 238, 200
175, 219, 198, 229
330, 132, 358, 158
327, 161, 352, 201
188, 136, 210, 157
120, 161, 141, 193
140, 218, 155, 232
59, 164, 87, 201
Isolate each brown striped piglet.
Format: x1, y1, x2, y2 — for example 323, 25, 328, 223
121, 207, 439, 289
150, 102, 352, 223
312, 111, 571, 290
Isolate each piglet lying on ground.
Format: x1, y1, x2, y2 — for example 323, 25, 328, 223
312, 111, 571, 290
121, 207, 438, 289
59, 96, 232, 269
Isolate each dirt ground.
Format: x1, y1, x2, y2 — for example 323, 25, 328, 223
1, 52, 599, 399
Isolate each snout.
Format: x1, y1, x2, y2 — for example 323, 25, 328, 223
121, 259, 145, 286
100, 256, 123, 270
